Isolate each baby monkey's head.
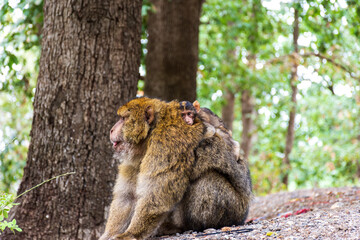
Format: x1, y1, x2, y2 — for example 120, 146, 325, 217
179, 101, 197, 125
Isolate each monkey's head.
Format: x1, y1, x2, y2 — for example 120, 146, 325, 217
110, 98, 161, 151
179, 101, 197, 125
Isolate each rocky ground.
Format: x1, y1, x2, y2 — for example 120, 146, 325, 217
153, 186, 360, 239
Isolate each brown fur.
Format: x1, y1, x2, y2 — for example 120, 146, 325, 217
100, 97, 252, 240
182, 100, 241, 159
193, 100, 228, 134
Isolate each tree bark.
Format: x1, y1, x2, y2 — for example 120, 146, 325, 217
240, 90, 256, 160
239, 51, 257, 161
283, 7, 299, 186
144, 0, 203, 102
5, 0, 142, 239
221, 90, 235, 132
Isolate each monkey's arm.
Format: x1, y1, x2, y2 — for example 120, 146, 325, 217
100, 195, 133, 240
100, 165, 137, 240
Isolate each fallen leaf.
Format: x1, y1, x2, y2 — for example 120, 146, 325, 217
221, 227, 232, 232
294, 208, 311, 215
281, 212, 293, 218
266, 231, 276, 236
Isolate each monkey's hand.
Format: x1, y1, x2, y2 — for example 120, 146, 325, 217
203, 123, 216, 139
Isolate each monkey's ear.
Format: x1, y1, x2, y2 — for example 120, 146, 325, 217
145, 106, 154, 124
193, 100, 201, 112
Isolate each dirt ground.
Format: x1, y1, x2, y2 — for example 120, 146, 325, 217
155, 186, 360, 239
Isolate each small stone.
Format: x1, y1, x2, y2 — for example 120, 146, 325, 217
204, 228, 216, 233
330, 202, 344, 209
287, 221, 294, 225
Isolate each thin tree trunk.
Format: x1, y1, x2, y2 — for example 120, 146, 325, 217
221, 90, 235, 132
144, 0, 203, 102
357, 133, 360, 179
283, 7, 299, 186
5, 1, 142, 239
356, 161, 360, 179
240, 90, 256, 160
238, 0, 260, 161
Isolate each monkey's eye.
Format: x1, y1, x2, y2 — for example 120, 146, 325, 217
187, 112, 192, 116
120, 112, 130, 121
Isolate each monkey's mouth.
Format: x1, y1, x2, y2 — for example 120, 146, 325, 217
111, 139, 128, 152
112, 141, 121, 147
111, 140, 123, 149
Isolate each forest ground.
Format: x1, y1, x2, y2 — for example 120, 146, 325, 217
155, 186, 360, 239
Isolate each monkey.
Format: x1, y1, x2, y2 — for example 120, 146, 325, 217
99, 97, 252, 240
179, 100, 242, 160
179, 100, 215, 138
184, 129, 252, 231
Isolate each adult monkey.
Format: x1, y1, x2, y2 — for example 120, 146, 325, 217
100, 97, 252, 240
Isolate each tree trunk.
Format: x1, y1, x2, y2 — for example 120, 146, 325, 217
144, 0, 203, 102
5, 0, 142, 239
239, 50, 257, 161
356, 134, 360, 179
283, 7, 299, 186
240, 90, 256, 160
221, 90, 235, 132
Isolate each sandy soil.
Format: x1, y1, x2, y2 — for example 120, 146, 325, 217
153, 186, 360, 239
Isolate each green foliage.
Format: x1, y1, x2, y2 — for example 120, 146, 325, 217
289, 84, 360, 190
0, 193, 22, 234
0, 0, 42, 193
198, 0, 360, 194
0, 138, 25, 192
0, 0, 42, 95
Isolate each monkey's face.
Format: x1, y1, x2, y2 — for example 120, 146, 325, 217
111, 98, 155, 151
181, 110, 195, 125
110, 115, 127, 152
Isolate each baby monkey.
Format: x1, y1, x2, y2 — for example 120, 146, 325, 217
179, 101, 241, 159
180, 101, 198, 125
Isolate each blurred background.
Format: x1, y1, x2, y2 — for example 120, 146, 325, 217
1, 0, 359, 195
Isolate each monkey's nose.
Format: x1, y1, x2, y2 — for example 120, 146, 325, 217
110, 128, 114, 134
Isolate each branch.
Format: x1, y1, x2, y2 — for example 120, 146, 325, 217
265, 52, 360, 83
301, 52, 360, 82
265, 54, 292, 66
15, 172, 76, 200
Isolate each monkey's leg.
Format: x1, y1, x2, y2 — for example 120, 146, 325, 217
156, 204, 185, 236
183, 171, 249, 231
